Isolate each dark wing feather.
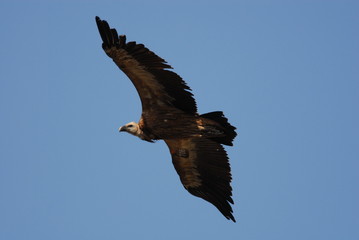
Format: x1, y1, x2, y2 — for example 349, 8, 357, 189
95, 17, 197, 114
165, 138, 235, 222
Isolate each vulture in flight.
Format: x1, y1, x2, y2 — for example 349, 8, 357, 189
95, 17, 237, 222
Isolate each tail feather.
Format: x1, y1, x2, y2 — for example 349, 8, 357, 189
200, 111, 237, 146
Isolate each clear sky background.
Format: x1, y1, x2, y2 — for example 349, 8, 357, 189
1, 1, 358, 239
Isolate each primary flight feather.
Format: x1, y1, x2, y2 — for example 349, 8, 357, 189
95, 16, 237, 222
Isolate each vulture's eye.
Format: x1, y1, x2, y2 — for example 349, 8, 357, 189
127, 124, 133, 128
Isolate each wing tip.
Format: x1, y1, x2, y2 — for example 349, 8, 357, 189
187, 186, 236, 222
95, 16, 121, 50
220, 203, 236, 222
228, 214, 236, 222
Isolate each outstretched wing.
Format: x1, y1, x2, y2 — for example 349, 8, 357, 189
165, 138, 235, 222
95, 17, 197, 115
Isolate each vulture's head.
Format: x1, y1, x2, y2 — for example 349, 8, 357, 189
119, 122, 140, 136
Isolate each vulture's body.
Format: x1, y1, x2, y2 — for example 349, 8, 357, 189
96, 17, 237, 222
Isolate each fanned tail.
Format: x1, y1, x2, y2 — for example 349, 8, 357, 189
200, 111, 237, 146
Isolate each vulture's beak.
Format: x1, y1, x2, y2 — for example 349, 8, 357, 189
119, 126, 126, 132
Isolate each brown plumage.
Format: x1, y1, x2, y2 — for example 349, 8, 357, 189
95, 16, 237, 222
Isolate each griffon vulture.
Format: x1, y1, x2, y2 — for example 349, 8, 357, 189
95, 17, 237, 222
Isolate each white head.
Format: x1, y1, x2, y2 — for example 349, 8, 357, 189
119, 122, 140, 137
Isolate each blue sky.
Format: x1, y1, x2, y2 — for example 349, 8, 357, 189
1, 1, 358, 239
